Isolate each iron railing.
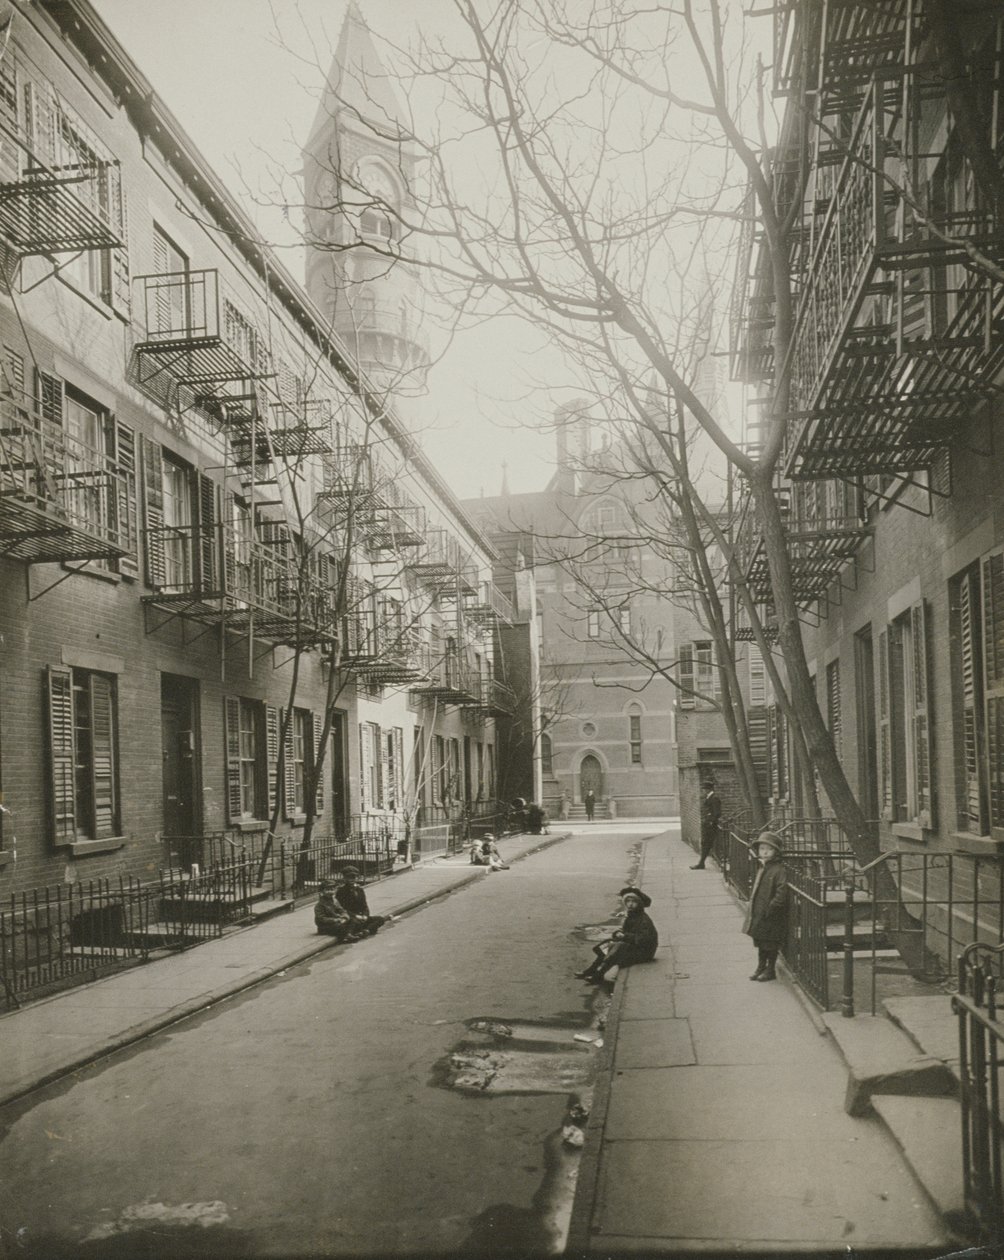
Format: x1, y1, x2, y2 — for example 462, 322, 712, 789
954, 940, 1004, 1247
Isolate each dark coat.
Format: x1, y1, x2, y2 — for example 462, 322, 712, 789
702, 790, 722, 831
314, 894, 350, 934
617, 907, 659, 962
745, 858, 789, 948
335, 882, 370, 917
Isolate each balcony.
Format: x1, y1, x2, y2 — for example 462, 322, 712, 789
460, 676, 516, 716
134, 270, 269, 403
411, 647, 482, 704
350, 625, 427, 685
142, 522, 332, 646
465, 581, 515, 626
738, 480, 869, 611
784, 68, 1004, 480
0, 58, 124, 257
408, 527, 465, 590
0, 396, 135, 562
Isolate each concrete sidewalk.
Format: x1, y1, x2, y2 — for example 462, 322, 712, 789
569, 828, 952, 1256
0, 829, 566, 1109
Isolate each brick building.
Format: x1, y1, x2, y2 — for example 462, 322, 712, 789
733, 1, 1004, 860
0, 0, 519, 894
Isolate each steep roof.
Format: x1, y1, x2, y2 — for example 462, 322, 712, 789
305, 1, 409, 158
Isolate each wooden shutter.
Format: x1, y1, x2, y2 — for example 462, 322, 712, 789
0, 58, 19, 184
359, 722, 371, 813
223, 696, 243, 823
114, 420, 138, 576
282, 708, 296, 819
878, 628, 892, 819
748, 646, 766, 707
983, 552, 1004, 839
35, 368, 63, 425
89, 673, 117, 839
105, 177, 130, 317
46, 666, 76, 843
679, 643, 695, 709
267, 704, 282, 820
826, 660, 841, 759
141, 436, 165, 587
958, 569, 984, 831
23, 81, 56, 169
378, 724, 389, 809
195, 473, 218, 593
911, 601, 934, 827
748, 706, 769, 797
313, 711, 325, 814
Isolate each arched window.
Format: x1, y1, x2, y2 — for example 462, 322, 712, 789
540, 732, 553, 776
360, 207, 394, 241
627, 703, 643, 764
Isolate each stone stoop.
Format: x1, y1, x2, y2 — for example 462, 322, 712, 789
870, 1096, 968, 1236
823, 996, 968, 1241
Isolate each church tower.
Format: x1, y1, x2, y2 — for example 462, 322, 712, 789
303, 2, 429, 395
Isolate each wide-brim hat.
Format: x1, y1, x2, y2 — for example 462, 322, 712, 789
340, 865, 360, 878
619, 885, 652, 908
755, 831, 783, 854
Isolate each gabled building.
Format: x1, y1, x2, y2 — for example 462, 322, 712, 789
0, 0, 515, 893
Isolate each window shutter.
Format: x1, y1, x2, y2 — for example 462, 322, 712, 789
747, 705, 770, 797
748, 645, 766, 707
89, 673, 117, 839
878, 628, 892, 819
35, 368, 63, 425
982, 553, 1004, 838
267, 704, 282, 820
24, 81, 56, 169
195, 473, 218, 593
46, 666, 76, 843
113, 420, 138, 576
379, 724, 389, 810
958, 570, 984, 831
224, 696, 242, 824
911, 601, 934, 827
281, 708, 295, 819
105, 177, 130, 317
392, 726, 404, 810
679, 643, 695, 709
826, 660, 841, 759
767, 704, 778, 798
313, 711, 325, 814
141, 436, 165, 587
359, 722, 371, 813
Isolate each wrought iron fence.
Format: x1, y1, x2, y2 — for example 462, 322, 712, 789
953, 940, 1004, 1247
0, 877, 153, 1010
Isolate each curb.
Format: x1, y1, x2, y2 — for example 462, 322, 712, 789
0, 829, 574, 1110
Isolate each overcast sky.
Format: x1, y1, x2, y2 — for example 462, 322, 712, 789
89, 0, 560, 500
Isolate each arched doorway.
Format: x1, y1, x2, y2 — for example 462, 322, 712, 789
580, 754, 603, 802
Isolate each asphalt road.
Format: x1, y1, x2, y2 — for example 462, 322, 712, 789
0, 827, 658, 1259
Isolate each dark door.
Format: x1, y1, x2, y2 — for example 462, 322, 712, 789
329, 710, 349, 836
580, 754, 603, 801
854, 627, 879, 821
161, 674, 198, 859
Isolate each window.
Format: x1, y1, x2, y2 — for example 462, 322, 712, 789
541, 733, 553, 777
628, 706, 642, 764
162, 454, 193, 589
616, 605, 631, 636
359, 721, 382, 812
695, 641, 722, 704
360, 207, 393, 240
223, 697, 276, 822
880, 601, 934, 827
46, 665, 120, 843
587, 609, 600, 639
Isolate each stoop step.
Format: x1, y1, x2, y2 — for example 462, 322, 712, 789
249, 898, 295, 921
883, 995, 960, 1084
822, 1011, 956, 1116
871, 1096, 968, 1236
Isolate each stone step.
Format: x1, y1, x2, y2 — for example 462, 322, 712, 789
249, 897, 295, 921
822, 1011, 957, 1117
871, 1096, 968, 1236
883, 995, 961, 1084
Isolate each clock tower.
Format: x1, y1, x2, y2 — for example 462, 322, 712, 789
303, 2, 429, 395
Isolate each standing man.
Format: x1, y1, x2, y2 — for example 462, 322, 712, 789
691, 778, 722, 870
584, 788, 596, 822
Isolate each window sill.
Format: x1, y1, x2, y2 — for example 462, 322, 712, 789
62, 562, 122, 585
0, 849, 11, 867
287, 815, 307, 827
235, 819, 269, 833
891, 823, 928, 844
951, 832, 1004, 857
62, 836, 127, 857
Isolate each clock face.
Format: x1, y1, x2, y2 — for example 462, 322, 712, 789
355, 158, 397, 206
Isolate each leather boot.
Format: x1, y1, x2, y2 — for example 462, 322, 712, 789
749, 950, 767, 981
757, 952, 778, 981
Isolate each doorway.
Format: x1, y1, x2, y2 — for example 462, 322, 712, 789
580, 754, 603, 802
160, 674, 200, 867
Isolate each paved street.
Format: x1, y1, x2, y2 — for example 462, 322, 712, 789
0, 827, 648, 1258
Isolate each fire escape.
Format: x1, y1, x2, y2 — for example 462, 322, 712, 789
776, 0, 1004, 480
0, 57, 133, 566
463, 579, 518, 715
134, 270, 333, 652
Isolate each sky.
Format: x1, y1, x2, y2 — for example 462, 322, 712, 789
89, 0, 561, 501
